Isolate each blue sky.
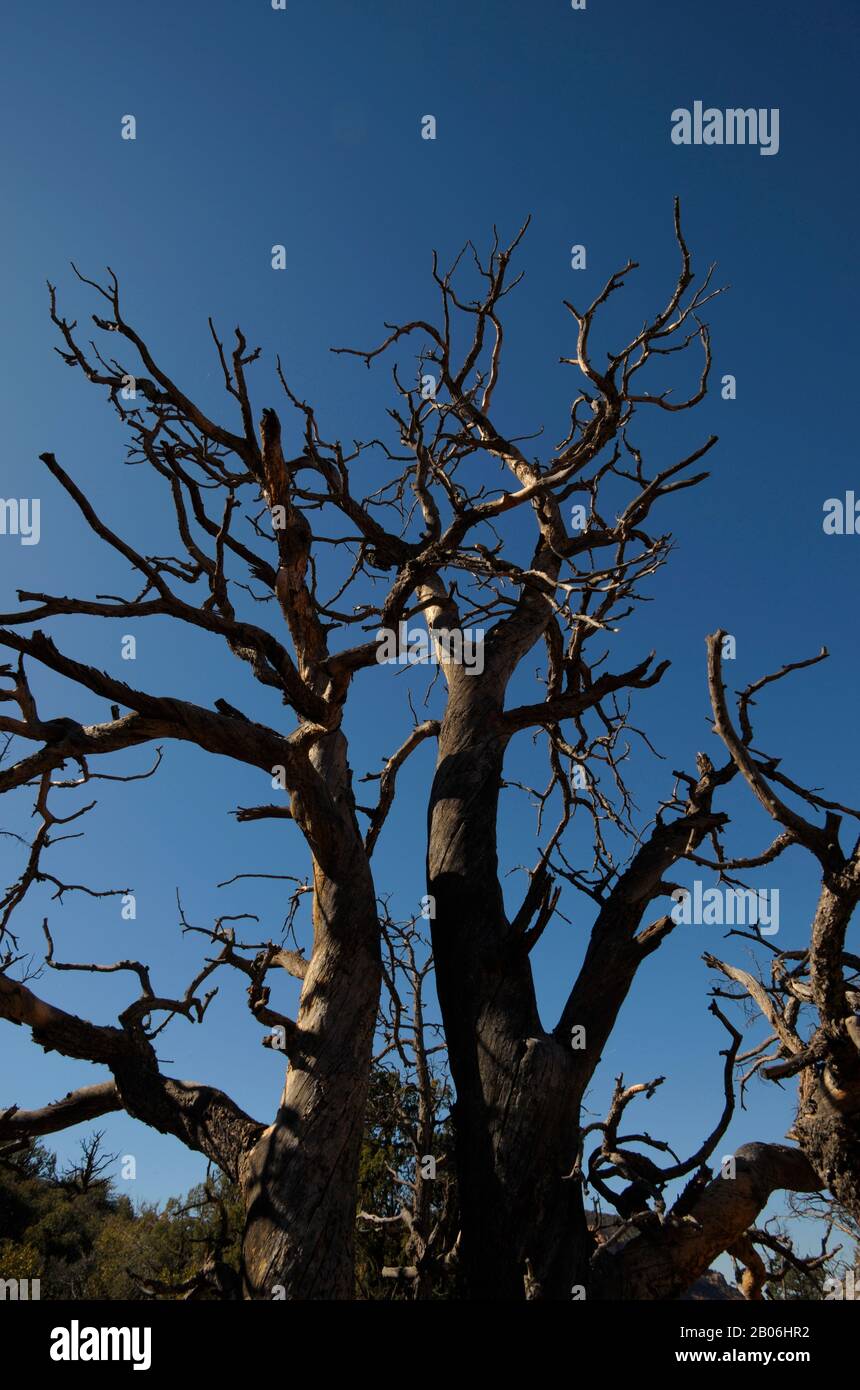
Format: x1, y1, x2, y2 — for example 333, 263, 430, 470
1, 0, 859, 1258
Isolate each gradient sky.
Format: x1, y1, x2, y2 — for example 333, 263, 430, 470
2, 0, 859, 1262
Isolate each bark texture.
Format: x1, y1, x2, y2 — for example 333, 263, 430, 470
241, 731, 381, 1298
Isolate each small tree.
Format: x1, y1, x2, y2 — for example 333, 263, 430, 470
357, 915, 456, 1298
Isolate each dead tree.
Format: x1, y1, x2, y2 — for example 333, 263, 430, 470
703, 631, 860, 1225
573, 634, 859, 1301
0, 206, 841, 1301
574, 1057, 825, 1301
331, 201, 723, 1296
0, 275, 391, 1298
332, 205, 850, 1298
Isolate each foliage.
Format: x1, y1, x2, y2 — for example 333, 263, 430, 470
0, 1064, 455, 1300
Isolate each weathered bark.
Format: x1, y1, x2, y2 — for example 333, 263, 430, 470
791, 880, 860, 1220
429, 661, 730, 1299
428, 676, 587, 1299
590, 1144, 822, 1300
240, 730, 381, 1299
792, 1043, 860, 1222
0, 1080, 122, 1140
0, 723, 382, 1301
0, 973, 265, 1180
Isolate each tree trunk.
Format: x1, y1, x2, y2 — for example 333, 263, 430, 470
426, 678, 727, 1299
793, 1062, 860, 1223
589, 1143, 822, 1300
241, 731, 380, 1299
428, 686, 585, 1298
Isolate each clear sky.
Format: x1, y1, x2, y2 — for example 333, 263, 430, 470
1, 0, 858, 1256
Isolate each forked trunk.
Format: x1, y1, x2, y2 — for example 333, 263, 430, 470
428, 691, 585, 1299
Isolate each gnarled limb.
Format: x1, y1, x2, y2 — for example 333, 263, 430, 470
0, 971, 264, 1181
0, 1081, 122, 1141
703, 631, 860, 1223
591, 1143, 822, 1300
